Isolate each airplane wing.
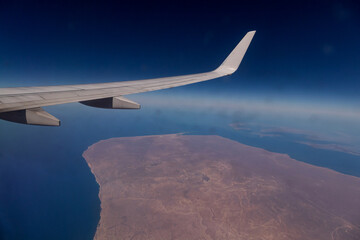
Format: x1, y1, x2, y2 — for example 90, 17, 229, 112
0, 31, 255, 126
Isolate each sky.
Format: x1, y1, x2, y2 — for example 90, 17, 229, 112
0, 0, 359, 100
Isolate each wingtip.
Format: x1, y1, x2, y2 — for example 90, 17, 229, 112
215, 30, 256, 75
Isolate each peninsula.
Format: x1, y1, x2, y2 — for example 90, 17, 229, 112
83, 134, 360, 240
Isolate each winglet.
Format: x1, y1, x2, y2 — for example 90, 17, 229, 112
215, 30, 256, 75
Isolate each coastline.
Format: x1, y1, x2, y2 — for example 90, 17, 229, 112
82, 155, 102, 240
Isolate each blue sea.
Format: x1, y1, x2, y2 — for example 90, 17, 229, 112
1, 93, 360, 239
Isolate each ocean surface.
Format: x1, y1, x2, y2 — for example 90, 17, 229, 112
1, 98, 360, 239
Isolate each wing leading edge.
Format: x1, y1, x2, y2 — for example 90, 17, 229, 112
0, 31, 255, 126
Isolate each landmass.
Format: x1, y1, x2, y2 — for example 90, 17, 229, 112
83, 134, 360, 240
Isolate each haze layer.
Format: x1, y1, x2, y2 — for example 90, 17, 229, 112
83, 135, 360, 240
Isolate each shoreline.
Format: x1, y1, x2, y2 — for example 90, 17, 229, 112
82, 155, 103, 240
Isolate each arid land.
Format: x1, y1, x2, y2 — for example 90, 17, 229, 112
83, 134, 360, 240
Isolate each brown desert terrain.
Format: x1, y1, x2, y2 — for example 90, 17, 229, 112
83, 134, 360, 240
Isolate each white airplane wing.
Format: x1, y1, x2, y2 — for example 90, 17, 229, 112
0, 31, 255, 126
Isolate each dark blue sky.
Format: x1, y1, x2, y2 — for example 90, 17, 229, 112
0, 0, 359, 98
